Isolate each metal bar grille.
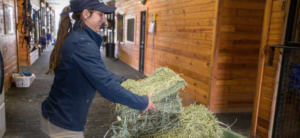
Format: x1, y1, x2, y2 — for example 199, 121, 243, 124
274, 49, 300, 138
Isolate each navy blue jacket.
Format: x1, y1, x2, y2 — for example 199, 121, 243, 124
41, 21, 148, 131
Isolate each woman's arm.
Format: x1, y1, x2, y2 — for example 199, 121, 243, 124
72, 38, 149, 111
110, 72, 127, 84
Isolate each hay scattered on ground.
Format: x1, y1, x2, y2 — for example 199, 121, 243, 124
152, 104, 223, 138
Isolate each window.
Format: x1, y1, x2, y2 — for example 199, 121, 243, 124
127, 18, 135, 42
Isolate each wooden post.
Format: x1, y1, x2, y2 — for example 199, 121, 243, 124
14, 0, 20, 71
209, 0, 221, 112
250, 0, 273, 137
267, 0, 291, 137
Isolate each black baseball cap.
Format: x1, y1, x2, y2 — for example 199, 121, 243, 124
60, 0, 117, 16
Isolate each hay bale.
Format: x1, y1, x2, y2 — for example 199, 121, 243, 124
111, 104, 224, 138
110, 67, 223, 138
120, 67, 187, 102
115, 67, 187, 117
153, 104, 223, 138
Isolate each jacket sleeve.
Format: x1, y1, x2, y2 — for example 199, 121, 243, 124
72, 38, 148, 111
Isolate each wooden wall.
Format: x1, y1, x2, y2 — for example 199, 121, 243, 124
116, 0, 278, 116
17, 0, 39, 66
116, 0, 218, 106
0, 0, 18, 92
251, 0, 286, 137
210, 0, 266, 113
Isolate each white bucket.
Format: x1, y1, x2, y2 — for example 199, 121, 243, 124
12, 73, 36, 88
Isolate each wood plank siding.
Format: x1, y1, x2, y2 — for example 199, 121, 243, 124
251, 0, 287, 137
0, 0, 18, 92
116, 0, 217, 106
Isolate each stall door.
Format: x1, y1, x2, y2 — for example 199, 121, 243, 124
272, 0, 300, 137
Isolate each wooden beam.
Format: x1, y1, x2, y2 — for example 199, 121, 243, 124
251, 0, 273, 137
268, 0, 291, 137
209, 0, 221, 112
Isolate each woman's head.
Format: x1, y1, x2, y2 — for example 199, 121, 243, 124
47, 0, 116, 74
61, 0, 115, 32
61, 0, 115, 25
46, 7, 106, 74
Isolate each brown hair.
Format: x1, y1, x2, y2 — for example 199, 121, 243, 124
46, 6, 94, 74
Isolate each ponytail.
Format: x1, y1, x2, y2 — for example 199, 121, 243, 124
46, 7, 94, 74
46, 6, 72, 74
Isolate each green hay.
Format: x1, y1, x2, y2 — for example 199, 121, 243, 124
111, 104, 224, 138
115, 67, 187, 117
152, 104, 223, 138
112, 94, 183, 138
110, 67, 223, 138
121, 67, 187, 102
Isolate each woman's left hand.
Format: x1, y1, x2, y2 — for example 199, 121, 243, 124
143, 92, 157, 113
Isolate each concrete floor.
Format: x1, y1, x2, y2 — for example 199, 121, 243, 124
216, 113, 252, 136
3, 46, 251, 138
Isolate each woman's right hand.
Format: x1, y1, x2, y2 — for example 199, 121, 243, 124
143, 92, 157, 113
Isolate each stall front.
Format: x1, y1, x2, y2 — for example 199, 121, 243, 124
115, 0, 266, 114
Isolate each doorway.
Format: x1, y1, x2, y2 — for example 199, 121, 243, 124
139, 11, 146, 73
272, 0, 300, 137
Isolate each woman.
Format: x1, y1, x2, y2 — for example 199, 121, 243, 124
41, 0, 157, 137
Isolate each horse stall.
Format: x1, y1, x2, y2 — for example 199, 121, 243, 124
251, 0, 300, 138
116, 0, 266, 114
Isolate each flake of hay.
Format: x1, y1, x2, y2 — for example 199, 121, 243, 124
116, 67, 187, 117
121, 67, 187, 101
